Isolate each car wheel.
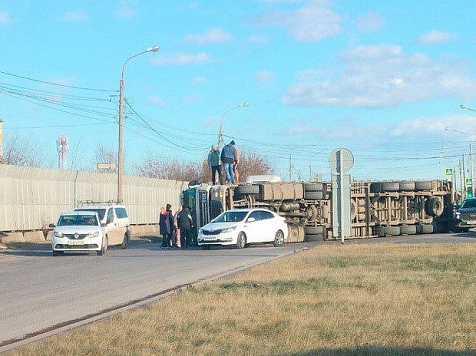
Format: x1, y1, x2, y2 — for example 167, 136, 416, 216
97, 236, 108, 256
273, 230, 284, 247
236, 232, 246, 249
202, 245, 211, 250
52, 250, 63, 256
121, 233, 130, 249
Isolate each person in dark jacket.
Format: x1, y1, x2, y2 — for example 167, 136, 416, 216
177, 205, 193, 248
159, 203, 174, 247
220, 140, 237, 184
207, 145, 223, 185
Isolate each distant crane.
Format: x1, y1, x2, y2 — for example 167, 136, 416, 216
57, 136, 69, 169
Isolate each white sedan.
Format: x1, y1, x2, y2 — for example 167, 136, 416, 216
198, 208, 288, 249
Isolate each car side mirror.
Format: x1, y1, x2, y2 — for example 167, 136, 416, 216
48, 223, 55, 228
247, 217, 256, 223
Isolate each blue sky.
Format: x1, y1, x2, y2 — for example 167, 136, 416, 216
0, 0, 475, 182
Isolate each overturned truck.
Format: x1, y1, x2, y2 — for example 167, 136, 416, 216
182, 179, 453, 243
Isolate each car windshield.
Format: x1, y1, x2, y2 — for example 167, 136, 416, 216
75, 208, 106, 220
213, 211, 248, 223
461, 199, 476, 209
58, 215, 98, 226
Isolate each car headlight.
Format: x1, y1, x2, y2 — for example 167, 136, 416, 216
54, 231, 63, 238
199, 228, 203, 234
455, 212, 461, 219
222, 226, 237, 233
88, 231, 100, 238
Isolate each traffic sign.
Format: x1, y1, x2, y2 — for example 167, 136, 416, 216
466, 178, 472, 187
445, 167, 454, 176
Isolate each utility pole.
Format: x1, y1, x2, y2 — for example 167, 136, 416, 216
289, 154, 293, 182
0, 118, 3, 164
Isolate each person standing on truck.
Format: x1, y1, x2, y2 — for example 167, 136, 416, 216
159, 204, 174, 247
234, 146, 241, 184
221, 140, 237, 184
177, 205, 193, 248
207, 145, 223, 185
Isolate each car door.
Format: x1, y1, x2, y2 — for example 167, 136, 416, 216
105, 208, 120, 245
244, 210, 263, 243
259, 210, 278, 242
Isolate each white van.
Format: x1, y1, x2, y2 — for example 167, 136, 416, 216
75, 203, 131, 249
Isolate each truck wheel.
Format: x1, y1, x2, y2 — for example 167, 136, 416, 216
381, 182, 400, 192
305, 234, 324, 241
235, 185, 260, 195
370, 183, 381, 193
421, 224, 434, 234
400, 225, 417, 235
236, 232, 246, 249
273, 230, 285, 247
415, 181, 432, 191
399, 181, 415, 191
425, 197, 444, 217
121, 233, 130, 249
304, 191, 323, 200
304, 183, 323, 192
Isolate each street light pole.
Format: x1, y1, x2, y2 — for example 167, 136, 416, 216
0, 118, 3, 164
446, 126, 474, 197
117, 46, 160, 203
217, 102, 249, 149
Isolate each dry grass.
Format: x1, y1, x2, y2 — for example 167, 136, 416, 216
7, 243, 476, 356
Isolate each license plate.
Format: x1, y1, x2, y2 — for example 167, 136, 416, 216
68, 240, 84, 246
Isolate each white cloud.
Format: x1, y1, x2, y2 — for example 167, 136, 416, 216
0, 11, 12, 25
249, 34, 269, 43
182, 28, 233, 45
355, 12, 384, 33
147, 95, 167, 107
115, 0, 139, 19
283, 44, 476, 107
192, 76, 208, 84
250, 0, 342, 42
417, 30, 457, 45
255, 70, 275, 88
150, 53, 212, 66
391, 114, 476, 139
61, 10, 89, 23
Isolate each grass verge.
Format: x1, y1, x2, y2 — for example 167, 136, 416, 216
6, 243, 476, 356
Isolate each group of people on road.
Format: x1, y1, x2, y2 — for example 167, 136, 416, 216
207, 140, 240, 185
159, 203, 193, 248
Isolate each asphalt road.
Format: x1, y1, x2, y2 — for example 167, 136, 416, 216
1, 232, 476, 351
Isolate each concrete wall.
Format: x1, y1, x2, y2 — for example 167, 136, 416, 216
0, 164, 187, 231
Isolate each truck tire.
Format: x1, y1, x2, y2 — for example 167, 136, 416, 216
415, 181, 432, 191
304, 191, 323, 200
370, 183, 381, 193
399, 181, 415, 191
400, 225, 417, 235
305, 234, 324, 241
376, 226, 400, 236
304, 182, 323, 192
426, 197, 444, 217
235, 185, 260, 195
380, 182, 400, 192
421, 224, 434, 234
305, 226, 324, 235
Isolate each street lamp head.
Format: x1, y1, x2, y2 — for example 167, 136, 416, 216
461, 104, 467, 110
241, 102, 249, 108
445, 127, 451, 131
146, 46, 160, 53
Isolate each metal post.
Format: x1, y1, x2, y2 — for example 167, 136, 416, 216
470, 142, 474, 197
0, 118, 3, 164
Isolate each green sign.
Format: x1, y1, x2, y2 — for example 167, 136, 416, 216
445, 168, 454, 176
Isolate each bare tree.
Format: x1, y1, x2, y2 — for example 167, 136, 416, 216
135, 150, 273, 183
2, 133, 43, 167
94, 144, 118, 173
